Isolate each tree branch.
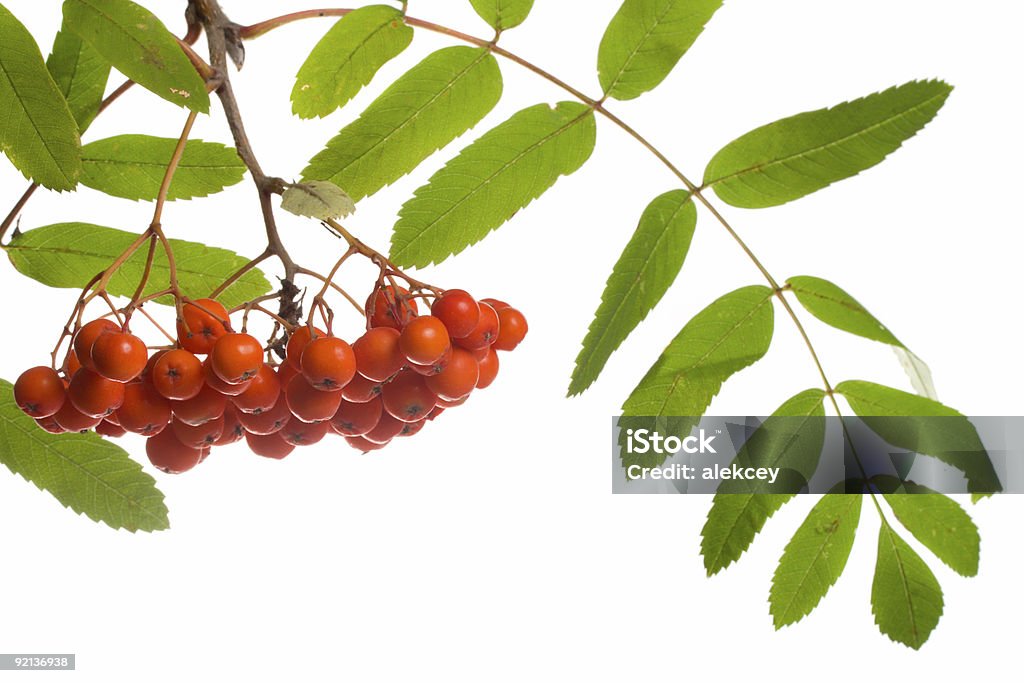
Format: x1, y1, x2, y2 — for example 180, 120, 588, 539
191, 0, 297, 282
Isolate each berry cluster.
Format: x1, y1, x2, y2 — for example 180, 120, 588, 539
13, 287, 527, 474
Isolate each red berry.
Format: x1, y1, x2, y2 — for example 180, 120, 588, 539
399, 316, 450, 365
245, 431, 295, 459
330, 397, 383, 437
73, 319, 118, 370
493, 307, 528, 351
146, 429, 203, 474
409, 346, 451, 376
353, 327, 404, 382
280, 418, 330, 446
116, 382, 172, 436
53, 401, 103, 433
437, 394, 469, 409
172, 383, 227, 426
476, 348, 499, 389
90, 331, 148, 382
364, 412, 406, 444
14, 366, 66, 418
398, 419, 426, 438
285, 374, 343, 423
301, 337, 356, 391
63, 350, 82, 378
171, 415, 224, 448
381, 371, 437, 423
211, 333, 264, 384
177, 298, 229, 355
342, 374, 382, 403
204, 357, 252, 396
431, 289, 480, 338
215, 404, 245, 446
425, 348, 479, 401
286, 326, 326, 371
68, 368, 125, 418
96, 420, 127, 438
237, 394, 292, 435
277, 361, 300, 386
366, 285, 418, 329
345, 435, 390, 452
456, 303, 499, 350
480, 298, 509, 311
36, 416, 66, 434
232, 364, 281, 414
151, 349, 204, 400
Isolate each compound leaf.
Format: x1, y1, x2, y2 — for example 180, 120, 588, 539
391, 101, 596, 268
836, 380, 1000, 495
570, 191, 695, 396
303, 46, 502, 202
770, 493, 862, 628
0, 4, 81, 190
872, 521, 944, 649
884, 483, 980, 577
0, 379, 168, 533
598, 0, 723, 101
46, 21, 111, 132
469, 0, 535, 31
7, 223, 270, 310
291, 5, 413, 119
63, 0, 210, 113
787, 275, 936, 398
701, 389, 827, 575
704, 80, 952, 208
80, 135, 246, 201
623, 285, 774, 418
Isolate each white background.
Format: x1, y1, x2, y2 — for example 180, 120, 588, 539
1, 0, 1022, 680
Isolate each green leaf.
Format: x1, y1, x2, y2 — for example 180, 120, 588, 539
63, 0, 210, 113
291, 5, 413, 119
391, 101, 596, 268
303, 46, 502, 202
769, 494, 862, 628
0, 4, 81, 190
872, 521, 944, 649
79, 135, 246, 201
788, 276, 901, 346
704, 80, 952, 208
787, 275, 937, 399
836, 380, 1001, 494
569, 191, 696, 396
280, 180, 355, 220
46, 23, 111, 132
622, 286, 775, 418
0, 379, 168, 532
598, 0, 723, 101
884, 483, 980, 577
469, 0, 535, 31
6, 223, 270, 310
701, 389, 827, 575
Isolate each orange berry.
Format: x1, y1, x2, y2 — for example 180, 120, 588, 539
14, 366, 66, 418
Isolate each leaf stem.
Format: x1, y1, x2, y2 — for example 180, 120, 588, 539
0, 183, 38, 244
209, 248, 272, 299
151, 110, 199, 228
